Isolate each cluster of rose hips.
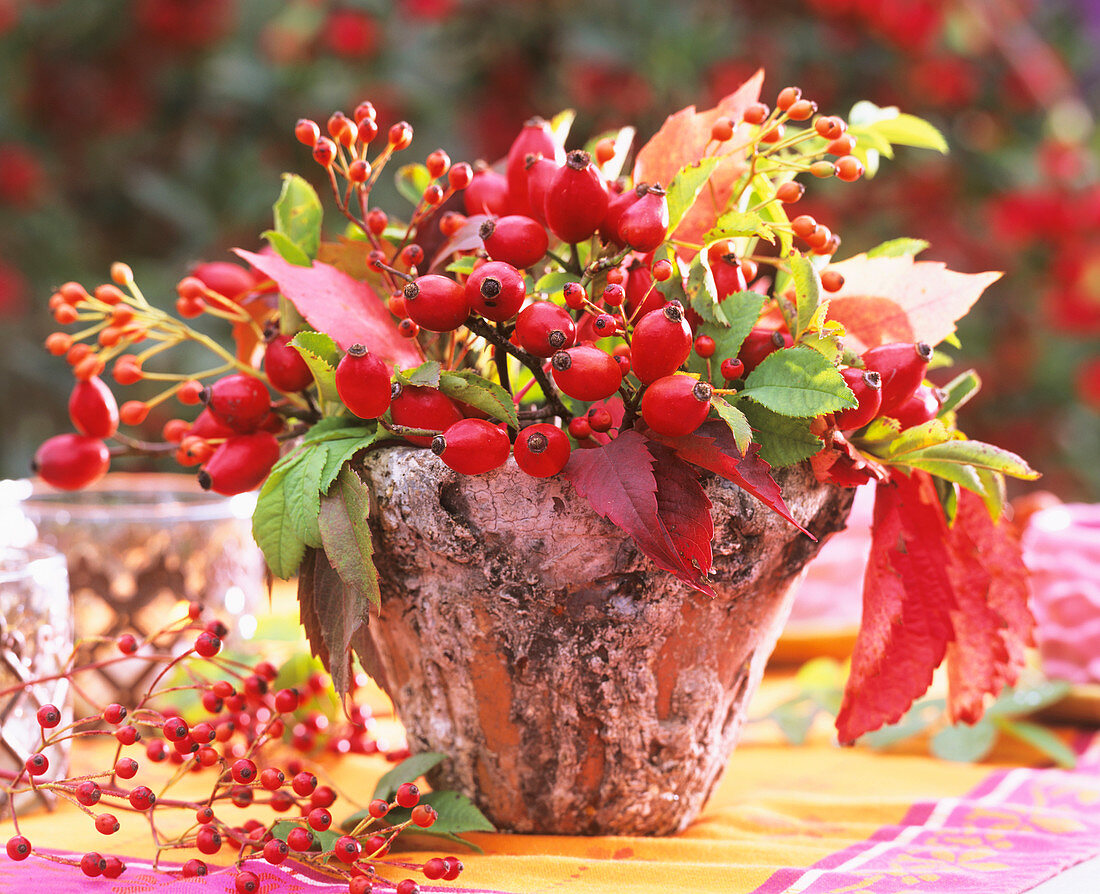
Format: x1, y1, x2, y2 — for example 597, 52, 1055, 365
1, 604, 459, 893
33, 83, 906, 497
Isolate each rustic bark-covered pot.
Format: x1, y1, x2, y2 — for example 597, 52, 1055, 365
341, 446, 854, 836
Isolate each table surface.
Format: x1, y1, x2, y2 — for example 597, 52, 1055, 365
3, 569, 1099, 894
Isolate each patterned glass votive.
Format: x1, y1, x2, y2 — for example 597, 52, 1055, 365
0, 543, 73, 816
19, 473, 264, 709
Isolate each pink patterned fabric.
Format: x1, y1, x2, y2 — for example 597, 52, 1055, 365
751, 733, 1100, 893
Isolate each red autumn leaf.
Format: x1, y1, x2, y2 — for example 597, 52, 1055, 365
562, 430, 713, 594
235, 248, 424, 369
633, 71, 764, 257
835, 472, 958, 743
943, 489, 1034, 723
825, 254, 1002, 353
649, 442, 715, 593
645, 420, 811, 537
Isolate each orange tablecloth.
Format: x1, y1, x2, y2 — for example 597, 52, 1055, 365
4, 670, 1098, 894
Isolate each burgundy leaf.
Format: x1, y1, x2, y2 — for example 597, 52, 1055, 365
563, 430, 710, 593
835, 472, 957, 742
236, 248, 424, 369
649, 443, 715, 594
645, 420, 811, 537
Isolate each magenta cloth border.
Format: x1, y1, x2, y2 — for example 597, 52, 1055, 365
0, 852, 514, 894
752, 732, 1100, 894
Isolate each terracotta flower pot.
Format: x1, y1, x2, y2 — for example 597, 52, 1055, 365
338, 447, 854, 835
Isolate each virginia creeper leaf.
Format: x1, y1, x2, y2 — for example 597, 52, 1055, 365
562, 430, 710, 593
740, 346, 857, 418
836, 472, 958, 742
236, 249, 424, 368
645, 420, 811, 537
634, 71, 765, 256
649, 443, 715, 593
825, 253, 1001, 353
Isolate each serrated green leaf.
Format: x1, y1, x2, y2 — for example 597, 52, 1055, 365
740, 346, 857, 418
399, 361, 442, 388
739, 402, 824, 467
370, 753, 448, 802
993, 719, 1076, 769
292, 330, 342, 367
790, 253, 821, 339
687, 260, 721, 322
301, 417, 370, 444
262, 229, 312, 267
938, 369, 981, 416
252, 466, 306, 580
666, 156, 721, 235
439, 370, 518, 428
446, 255, 477, 276
396, 163, 433, 207
382, 790, 495, 846
866, 238, 930, 259
273, 173, 322, 260
931, 719, 998, 763
285, 447, 326, 548
711, 396, 752, 454
703, 210, 773, 245
534, 270, 575, 295
291, 331, 342, 407
318, 465, 380, 611
799, 330, 844, 364
320, 434, 377, 493
903, 439, 1039, 480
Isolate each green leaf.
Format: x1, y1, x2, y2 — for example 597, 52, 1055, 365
740, 346, 857, 418
285, 447, 326, 549
666, 156, 721, 235
534, 270, 575, 296
739, 402, 824, 467
252, 466, 307, 580
973, 467, 1006, 522
930, 720, 998, 763
861, 699, 945, 750
872, 112, 949, 154
370, 753, 448, 802
273, 173, 323, 261
262, 229, 311, 267
711, 396, 752, 454
318, 466, 381, 611
768, 696, 819, 746
439, 370, 519, 428
446, 255, 477, 276
398, 361, 442, 388
291, 331, 343, 407
902, 439, 1040, 480
984, 679, 1072, 718
301, 417, 370, 444
880, 419, 955, 458
270, 820, 339, 855
938, 369, 982, 416
866, 238, 930, 259
790, 253, 821, 339
993, 718, 1077, 769
755, 188, 793, 256
396, 163, 433, 207
703, 210, 774, 245
320, 434, 378, 493
382, 790, 495, 850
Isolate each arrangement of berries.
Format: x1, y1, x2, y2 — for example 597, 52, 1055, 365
36, 73, 1039, 745
0, 604, 481, 890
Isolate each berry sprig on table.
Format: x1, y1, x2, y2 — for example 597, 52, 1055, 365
1, 603, 463, 893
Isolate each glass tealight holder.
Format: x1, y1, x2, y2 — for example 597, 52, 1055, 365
0, 543, 72, 816
19, 473, 264, 710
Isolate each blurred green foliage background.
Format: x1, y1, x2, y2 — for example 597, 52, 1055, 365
2, 0, 1097, 498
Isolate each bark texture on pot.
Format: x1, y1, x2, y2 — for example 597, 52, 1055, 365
346, 447, 854, 835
